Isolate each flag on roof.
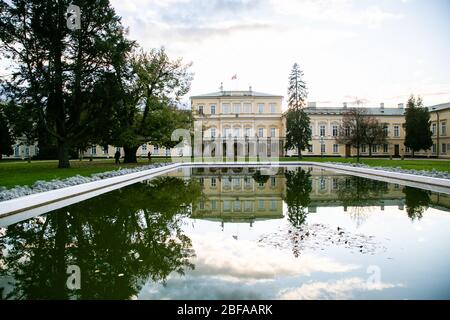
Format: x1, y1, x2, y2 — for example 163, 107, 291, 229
231, 74, 237, 80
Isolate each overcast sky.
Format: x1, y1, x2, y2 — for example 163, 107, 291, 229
79, 1, 450, 109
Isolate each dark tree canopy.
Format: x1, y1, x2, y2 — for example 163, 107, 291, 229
404, 95, 432, 157
365, 117, 387, 157
0, 0, 134, 168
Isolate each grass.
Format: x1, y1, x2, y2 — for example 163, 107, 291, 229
0, 157, 168, 188
280, 157, 450, 173
0, 156, 449, 188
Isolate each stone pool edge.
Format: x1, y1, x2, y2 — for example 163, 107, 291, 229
1, 161, 449, 219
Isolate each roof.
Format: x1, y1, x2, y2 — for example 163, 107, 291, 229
303, 102, 450, 116
190, 90, 283, 99
304, 107, 406, 116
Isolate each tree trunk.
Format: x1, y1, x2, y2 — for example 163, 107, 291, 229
369, 144, 372, 157
411, 150, 414, 158
123, 145, 138, 163
57, 141, 70, 168
356, 146, 360, 163
297, 146, 302, 159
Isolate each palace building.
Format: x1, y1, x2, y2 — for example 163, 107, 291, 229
3, 90, 450, 160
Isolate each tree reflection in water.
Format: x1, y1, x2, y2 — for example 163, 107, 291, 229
336, 176, 388, 227
283, 168, 312, 257
403, 186, 431, 221
0, 177, 202, 300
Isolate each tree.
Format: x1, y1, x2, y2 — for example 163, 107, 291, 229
284, 63, 311, 158
0, 0, 134, 168
336, 108, 368, 162
109, 48, 193, 163
402, 186, 430, 221
365, 117, 386, 157
0, 104, 14, 159
404, 95, 432, 158
283, 168, 312, 229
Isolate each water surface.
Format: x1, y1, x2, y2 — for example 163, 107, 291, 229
1, 166, 449, 299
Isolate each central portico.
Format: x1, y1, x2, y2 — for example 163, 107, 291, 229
190, 88, 285, 159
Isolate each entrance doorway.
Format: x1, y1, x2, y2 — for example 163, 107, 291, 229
345, 144, 351, 157
394, 144, 400, 157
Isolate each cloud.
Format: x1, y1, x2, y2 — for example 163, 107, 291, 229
278, 277, 403, 299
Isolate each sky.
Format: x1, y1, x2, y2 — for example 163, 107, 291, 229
109, 0, 450, 110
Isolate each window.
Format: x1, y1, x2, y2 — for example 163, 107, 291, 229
222, 103, 230, 114
91, 146, 96, 155
244, 177, 251, 187
372, 144, 378, 153
310, 125, 314, 136
25, 146, 29, 156
233, 103, 241, 114
442, 143, 447, 154
234, 201, 241, 211
116, 147, 121, 152
332, 125, 338, 137
270, 128, 276, 138
271, 177, 276, 187
394, 125, 400, 137
244, 128, 251, 137
270, 200, 276, 210
258, 103, 264, 113
165, 148, 170, 156
319, 125, 326, 136
344, 127, 350, 136
211, 128, 216, 138
198, 105, 204, 115
332, 178, 338, 190
258, 128, 264, 137
383, 144, 388, 153
103, 146, 109, 154
142, 144, 147, 151
233, 128, 240, 137
361, 144, 366, 153
199, 177, 204, 186
405, 146, 410, 153
243, 103, 251, 113
14, 145, 19, 156
432, 123, 436, 136
258, 200, 265, 210
244, 201, 252, 211
383, 125, 389, 136
432, 144, 436, 153
307, 144, 313, 153
211, 200, 217, 210
199, 202, 205, 210
211, 177, 217, 187
441, 122, 447, 135
333, 144, 338, 153
153, 145, 159, 154
223, 201, 231, 211
223, 128, 230, 138
269, 103, 276, 113
320, 144, 326, 153
210, 105, 216, 115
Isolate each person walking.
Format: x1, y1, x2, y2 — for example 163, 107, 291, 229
114, 150, 121, 164
147, 151, 152, 163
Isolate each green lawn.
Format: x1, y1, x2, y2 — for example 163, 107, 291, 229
0, 156, 448, 189
0, 158, 168, 188
280, 157, 450, 173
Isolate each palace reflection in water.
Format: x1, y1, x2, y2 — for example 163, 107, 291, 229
0, 166, 449, 300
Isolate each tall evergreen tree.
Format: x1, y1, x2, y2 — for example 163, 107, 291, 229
0, 0, 134, 168
404, 95, 432, 158
284, 63, 311, 158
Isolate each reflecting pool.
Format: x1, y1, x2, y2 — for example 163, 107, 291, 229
1, 166, 449, 299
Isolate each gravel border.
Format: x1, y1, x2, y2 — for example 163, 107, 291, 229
0, 163, 170, 202
327, 162, 450, 180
